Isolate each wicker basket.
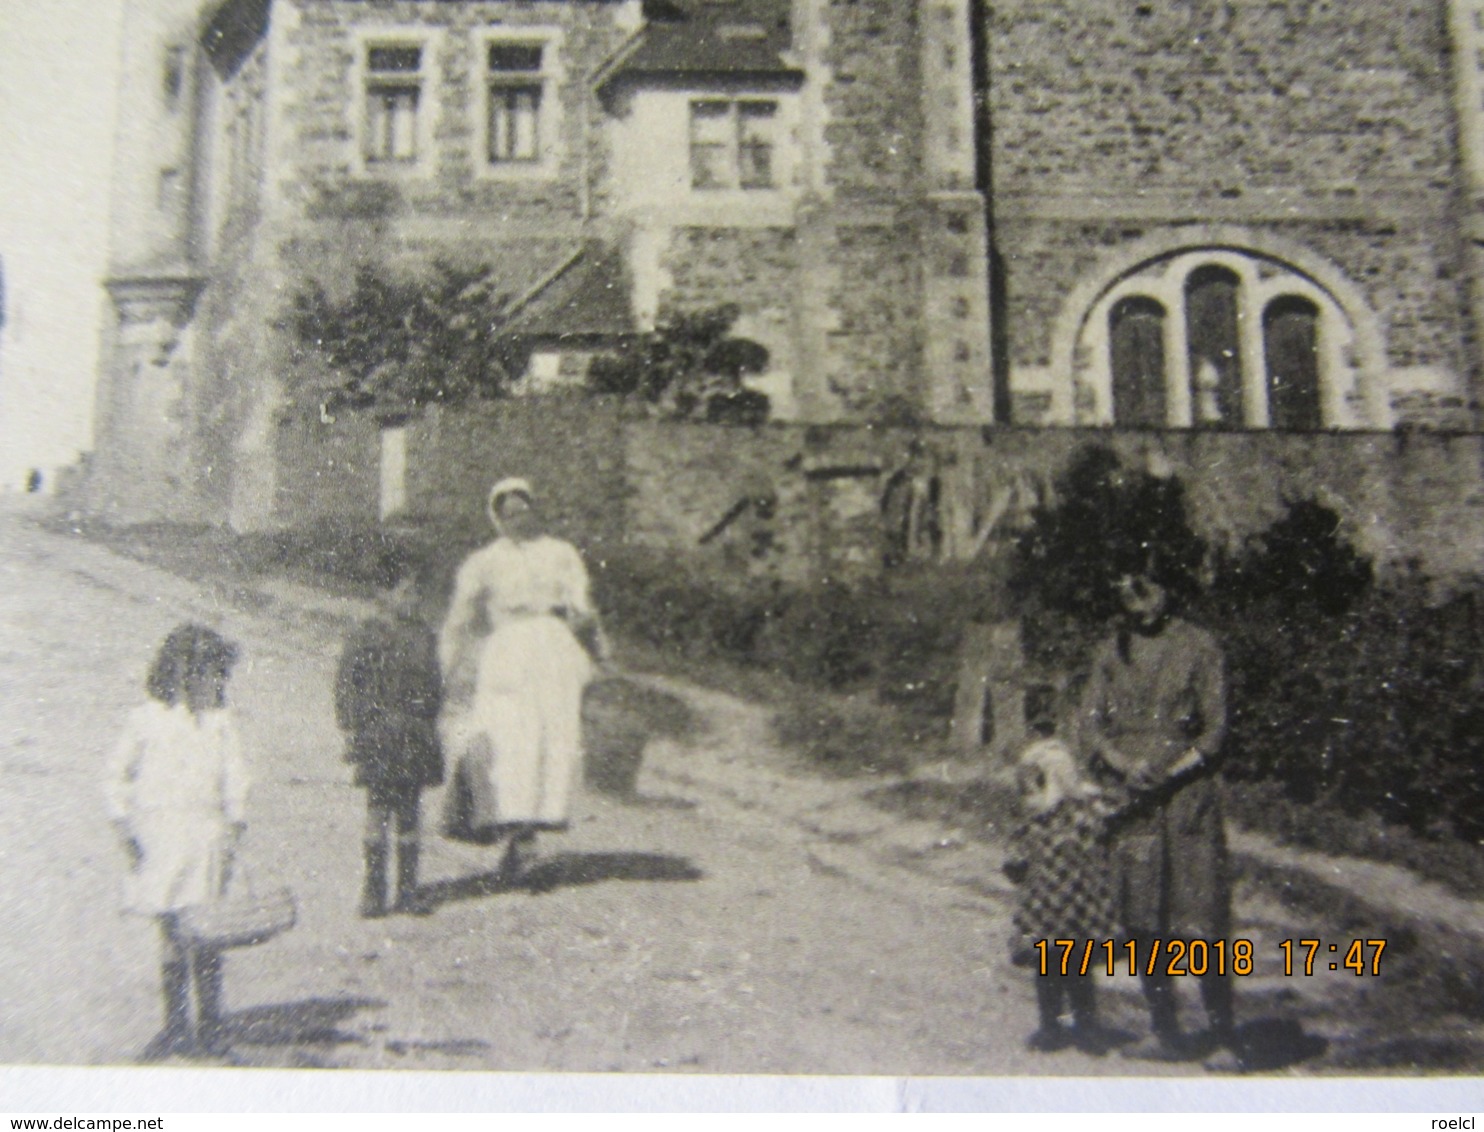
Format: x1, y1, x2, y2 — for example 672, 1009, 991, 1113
582, 678, 653, 796
177, 886, 297, 950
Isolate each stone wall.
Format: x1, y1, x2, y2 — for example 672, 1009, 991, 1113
273, 407, 380, 524
660, 226, 800, 386
403, 398, 629, 550
622, 423, 1484, 589
264, 396, 1484, 592
270, 398, 630, 549
987, 0, 1454, 196
623, 418, 817, 583
828, 221, 923, 414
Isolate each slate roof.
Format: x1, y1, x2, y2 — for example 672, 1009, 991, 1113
600, 0, 800, 90
503, 243, 635, 340
201, 0, 271, 78
205, 0, 798, 87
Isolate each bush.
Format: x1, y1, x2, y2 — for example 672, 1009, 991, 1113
865, 777, 1021, 842
1215, 497, 1372, 617
592, 547, 777, 661
590, 545, 997, 775
585, 306, 771, 423
1011, 444, 1207, 623
1225, 780, 1484, 898
1208, 503, 1484, 844
705, 387, 771, 426
1008, 448, 1484, 846
1218, 573, 1484, 842
288, 261, 516, 417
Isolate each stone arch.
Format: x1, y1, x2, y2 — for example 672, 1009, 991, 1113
1048, 225, 1389, 428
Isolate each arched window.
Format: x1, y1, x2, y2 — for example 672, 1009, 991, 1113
1263, 295, 1322, 431
1184, 265, 1243, 429
1108, 296, 1167, 427
1072, 242, 1373, 430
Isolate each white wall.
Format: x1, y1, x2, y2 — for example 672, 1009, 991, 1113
607, 86, 803, 226
0, 0, 127, 490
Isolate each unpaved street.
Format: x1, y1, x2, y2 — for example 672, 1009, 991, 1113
0, 511, 1477, 1075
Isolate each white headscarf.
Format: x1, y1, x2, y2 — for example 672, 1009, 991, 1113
1016, 738, 1099, 816
487, 477, 535, 530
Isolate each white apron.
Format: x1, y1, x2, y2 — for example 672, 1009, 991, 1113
439, 536, 596, 828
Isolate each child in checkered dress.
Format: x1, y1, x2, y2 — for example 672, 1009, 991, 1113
1003, 738, 1122, 1054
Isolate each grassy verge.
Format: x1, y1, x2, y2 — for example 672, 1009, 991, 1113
864, 776, 1019, 841
1224, 779, 1484, 901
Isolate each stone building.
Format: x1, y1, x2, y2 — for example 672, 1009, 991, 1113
987, 0, 1476, 435
90, 0, 1484, 530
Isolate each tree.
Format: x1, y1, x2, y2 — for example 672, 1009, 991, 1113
588, 304, 771, 423
288, 261, 515, 418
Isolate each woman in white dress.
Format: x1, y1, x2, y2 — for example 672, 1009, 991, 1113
439, 478, 607, 874
106, 623, 247, 1058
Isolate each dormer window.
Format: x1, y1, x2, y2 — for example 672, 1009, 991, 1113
487, 42, 547, 164
364, 44, 424, 164
689, 99, 778, 190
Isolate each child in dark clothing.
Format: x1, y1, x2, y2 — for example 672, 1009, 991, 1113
335, 559, 444, 917
1003, 738, 1122, 1055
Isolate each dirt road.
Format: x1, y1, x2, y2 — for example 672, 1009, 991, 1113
0, 512, 1476, 1074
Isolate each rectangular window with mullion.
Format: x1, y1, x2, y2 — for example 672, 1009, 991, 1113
689, 99, 778, 190
487, 42, 545, 164
690, 100, 735, 189
366, 85, 420, 162
364, 44, 423, 164
489, 85, 542, 162
737, 101, 777, 189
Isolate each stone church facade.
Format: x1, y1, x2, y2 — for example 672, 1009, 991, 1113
90, 0, 1484, 530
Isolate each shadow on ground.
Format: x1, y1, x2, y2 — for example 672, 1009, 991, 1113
1229, 1016, 1329, 1071
606, 790, 698, 811
524, 851, 703, 893
384, 1037, 491, 1057
425, 852, 703, 906
224, 996, 385, 1047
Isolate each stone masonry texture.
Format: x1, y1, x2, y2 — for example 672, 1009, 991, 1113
985, 0, 1471, 402
288, 402, 1484, 589
821, 0, 924, 200
986, 0, 1455, 194
279, 0, 631, 223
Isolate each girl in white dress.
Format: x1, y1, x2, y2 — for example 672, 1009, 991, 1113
106, 623, 247, 1058
439, 478, 607, 875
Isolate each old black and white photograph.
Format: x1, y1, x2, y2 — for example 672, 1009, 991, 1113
1, 0, 1483, 1098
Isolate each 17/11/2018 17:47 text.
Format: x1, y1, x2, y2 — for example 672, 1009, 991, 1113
1030, 939, 1388, 977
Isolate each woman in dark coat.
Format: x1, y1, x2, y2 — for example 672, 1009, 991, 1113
336, 565, 443, 917
1079, 570, 1234, 1059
